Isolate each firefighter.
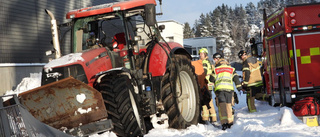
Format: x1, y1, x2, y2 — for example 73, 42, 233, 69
211, 55, 242, 130
198, 48, 217, 124
212, 53, 239, 107
238, 50, 270, 113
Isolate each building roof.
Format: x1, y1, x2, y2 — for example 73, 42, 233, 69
183, 37, 216, 47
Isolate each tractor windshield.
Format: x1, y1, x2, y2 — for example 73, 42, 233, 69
72, 11, 144, 52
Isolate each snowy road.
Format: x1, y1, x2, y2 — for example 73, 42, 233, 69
5, 73, 320, 137
92, 92, 320, 137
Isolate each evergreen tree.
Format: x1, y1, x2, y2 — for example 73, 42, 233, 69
194, 19, 201, 37
199, 14, 213, 37
188, 0, 319, 62
183, 22, 194, 39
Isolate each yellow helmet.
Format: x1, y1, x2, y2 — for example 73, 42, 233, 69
199, 48, 208, 54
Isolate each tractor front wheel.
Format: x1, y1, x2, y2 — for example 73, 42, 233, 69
161, 54, 200, 129
99, 73, 145, 137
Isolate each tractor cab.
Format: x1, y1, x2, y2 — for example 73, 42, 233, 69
66, 0, 158, 53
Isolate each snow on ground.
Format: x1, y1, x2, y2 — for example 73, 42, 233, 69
4, 73, 42, 96
5, 73, 320, 137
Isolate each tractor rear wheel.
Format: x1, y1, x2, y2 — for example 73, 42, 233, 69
99, 73, 145, 137
161, 54, 200, 129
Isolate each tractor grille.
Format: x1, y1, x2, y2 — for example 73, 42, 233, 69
41, 64, 88, 85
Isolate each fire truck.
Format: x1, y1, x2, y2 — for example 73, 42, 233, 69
259, 3, 320, 108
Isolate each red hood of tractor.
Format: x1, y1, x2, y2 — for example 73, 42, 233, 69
66, 0, 156, 19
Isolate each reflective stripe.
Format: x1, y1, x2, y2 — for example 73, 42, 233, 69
293, 47, 320, 64
242, 67, 250, 71
301, 56, 311, 64
310, 47, 320, 55
250, 66, 260, 72
210, 114, 217, 117
216, 83, 234, 87
220, 116, 228, 120
248, 81, 263, 87
203, 59, 214, 86
297, 49, 301, 57
216, 76, 232, 79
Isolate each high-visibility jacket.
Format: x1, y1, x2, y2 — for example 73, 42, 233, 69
242, 56, 263, 87
191, 60, 206, 88
213, 65, 241, 91
202, 58, 214, 90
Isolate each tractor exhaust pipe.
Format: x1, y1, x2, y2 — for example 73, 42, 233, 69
45, 9, 61, 59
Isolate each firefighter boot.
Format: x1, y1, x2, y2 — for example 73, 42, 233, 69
247, 94, 257, 113
222, 123, 228, 130
208, 99, 217, 122
201, 105, 210, 124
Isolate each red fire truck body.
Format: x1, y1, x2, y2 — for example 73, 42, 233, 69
263, 3, 320, 107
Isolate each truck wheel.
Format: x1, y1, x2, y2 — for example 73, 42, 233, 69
99, 73, 145, 137
161, 54, 200, 129
279, 79, 287, 107
269, 93, 276, 107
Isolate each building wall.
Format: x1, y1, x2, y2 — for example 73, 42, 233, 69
137, 20, 184, 46
158, 20, 184, 45
0, 0, 118, 95
184, 37, 216, 61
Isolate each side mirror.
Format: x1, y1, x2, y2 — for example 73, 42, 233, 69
251, 44, 258, 57
159, 25, 165, 32
251, 42, 263, 58
145, 4, 156, 26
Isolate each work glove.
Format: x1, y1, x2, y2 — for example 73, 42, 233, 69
242, 83, 249, 91
237, 87, 242, 92
241, 89, 247, 95
234, 91, 239, 104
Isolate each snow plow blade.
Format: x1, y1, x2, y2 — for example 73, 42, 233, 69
18, 77, 110, 134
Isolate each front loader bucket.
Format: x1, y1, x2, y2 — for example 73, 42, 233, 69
18, 77, 108, 130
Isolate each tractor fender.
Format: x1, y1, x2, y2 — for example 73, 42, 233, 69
148, 42, 191, 77
94, 67, 139, 94
95, 67, 129, 83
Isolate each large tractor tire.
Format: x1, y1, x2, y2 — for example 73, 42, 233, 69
161, 54, 200, 129
98, 73, 145, 137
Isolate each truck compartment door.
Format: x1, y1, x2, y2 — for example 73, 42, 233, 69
293, 32, 320, 90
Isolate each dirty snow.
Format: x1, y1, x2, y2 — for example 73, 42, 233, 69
5, 73, 320, 137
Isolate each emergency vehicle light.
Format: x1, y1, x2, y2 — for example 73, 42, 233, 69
303, 26, 308, 30
286, 34, 291, 38
113, 6, 121, 11
291, 19, 296, 25
291, 94, 296, 99
70, 14, 75, 19
290, 71, 295, 78
289, 12, 295, 18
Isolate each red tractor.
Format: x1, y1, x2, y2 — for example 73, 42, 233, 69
18, 0, 200, 136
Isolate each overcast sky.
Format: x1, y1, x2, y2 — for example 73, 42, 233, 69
156, 0, 260, 26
